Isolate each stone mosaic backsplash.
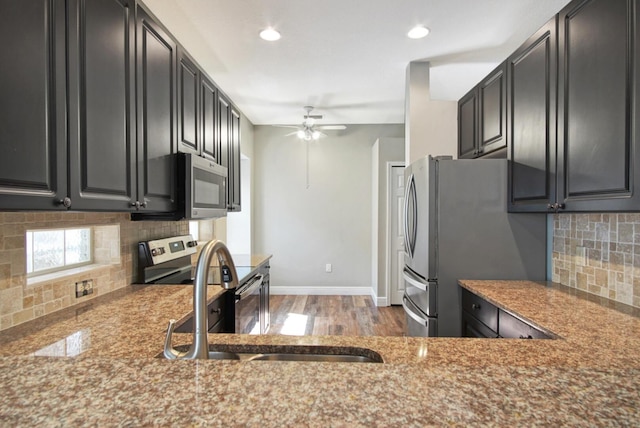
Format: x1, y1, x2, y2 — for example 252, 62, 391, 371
552, 213, 640, 308
0, 212, 188, 331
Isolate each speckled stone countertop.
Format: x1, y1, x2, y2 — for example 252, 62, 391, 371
0, 279, 639, 426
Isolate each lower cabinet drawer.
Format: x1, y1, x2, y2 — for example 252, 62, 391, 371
461, 288, 498, 332
462, 311, 498, 338
498, 310, 551, 339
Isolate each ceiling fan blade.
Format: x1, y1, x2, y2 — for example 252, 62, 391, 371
271, 125, 300, 129
316, 125, 347, 131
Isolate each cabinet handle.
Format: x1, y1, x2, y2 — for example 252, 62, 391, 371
519, 335, 533, 339
548, 203, 566, 212
210, 308, 221, 314
471, 303, 481, 310
57, 197, 72, 208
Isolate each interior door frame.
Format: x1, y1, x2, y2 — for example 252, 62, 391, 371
385, 161, 405, 306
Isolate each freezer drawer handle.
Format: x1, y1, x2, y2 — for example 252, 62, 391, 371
402, 296, 428, 326
402, 269, 428, 291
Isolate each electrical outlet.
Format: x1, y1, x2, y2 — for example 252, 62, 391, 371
325, 263, 332, 273
75, 279, 94, 298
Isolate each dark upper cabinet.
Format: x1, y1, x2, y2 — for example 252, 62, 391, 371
507, 17, 558, 212
135, 5, 177, 212
229, 108, 242, 211
0, 0, 68, 210
458, 91, 477, 159
458, 63, 507, 159
217, 94, 230, 206
556, 0, 639, 211
201, 75, 218, 161
67, 0, 137, 211
216, 93, 242, 211
479, 64, 507, 156
177, 48, 200, 156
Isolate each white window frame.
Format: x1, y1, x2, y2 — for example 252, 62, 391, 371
26, 227, 93, 277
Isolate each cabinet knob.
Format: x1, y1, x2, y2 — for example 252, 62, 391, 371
131, 201, 140, 209
210, 308, 221, 314
547, 203, 554, 210
140, 201, 148, 208
471, 303, 481, 310
57, 197, 72, 208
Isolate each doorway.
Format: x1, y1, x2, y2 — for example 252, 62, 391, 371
388, 164, 405, 305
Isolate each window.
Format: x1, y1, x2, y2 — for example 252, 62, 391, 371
26, 228, 92, 276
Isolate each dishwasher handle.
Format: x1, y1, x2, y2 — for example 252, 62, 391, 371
236, 274, 264, 300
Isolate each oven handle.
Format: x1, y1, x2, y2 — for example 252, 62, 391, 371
402, 296, 429, 326
236, 274, 264, 300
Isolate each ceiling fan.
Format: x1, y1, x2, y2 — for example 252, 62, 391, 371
278, 106, 347, 140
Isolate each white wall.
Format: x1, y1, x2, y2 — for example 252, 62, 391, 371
254, 124, 404, 294
405, 61, 458, 164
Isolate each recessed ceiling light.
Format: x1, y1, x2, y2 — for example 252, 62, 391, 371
259, 28, 281, 41
407, 26, 430, 39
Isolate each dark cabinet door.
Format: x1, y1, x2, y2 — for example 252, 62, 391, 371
136, 6, 177, 212
229, 108, 242, 211
217, 94, 230, 208
479, 63, 507, 156
67, 0, 136, 211
0, 0, 68, 210
507, 17, 558, 212
201, 75, 218, 161
457, 91, 477, 159
177, 48, 200, 156
557, 0, 639, 211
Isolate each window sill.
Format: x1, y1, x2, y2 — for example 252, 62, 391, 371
27, 263, 111, 287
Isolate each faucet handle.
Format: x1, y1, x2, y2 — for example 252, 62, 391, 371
163, 319, 183, 359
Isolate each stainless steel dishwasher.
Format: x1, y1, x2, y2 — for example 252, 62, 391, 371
235, 273, 263, 334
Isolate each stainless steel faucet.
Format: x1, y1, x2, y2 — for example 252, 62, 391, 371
163, 239, 238, 359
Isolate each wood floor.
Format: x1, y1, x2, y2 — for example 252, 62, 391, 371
267, 295, 406, 336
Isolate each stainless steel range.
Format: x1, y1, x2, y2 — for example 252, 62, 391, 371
138, 235, 269, 335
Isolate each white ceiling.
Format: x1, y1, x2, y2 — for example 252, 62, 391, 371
142, 0, 571, 126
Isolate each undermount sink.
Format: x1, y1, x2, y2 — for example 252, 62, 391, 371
158, 344, 383, 363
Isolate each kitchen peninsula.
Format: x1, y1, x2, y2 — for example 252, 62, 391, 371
0, 279, 639, 426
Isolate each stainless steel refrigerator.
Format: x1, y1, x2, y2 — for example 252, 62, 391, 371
402, 156, 546, 337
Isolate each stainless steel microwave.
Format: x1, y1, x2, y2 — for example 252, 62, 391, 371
180, 153, 227, 219
132, 153, 227, 221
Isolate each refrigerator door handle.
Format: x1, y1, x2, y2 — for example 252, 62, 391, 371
403, 173, 417, 258
402, 296, 428, 326
402, 269, 428, 291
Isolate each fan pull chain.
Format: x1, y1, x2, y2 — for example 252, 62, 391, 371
306, 140, 310, 189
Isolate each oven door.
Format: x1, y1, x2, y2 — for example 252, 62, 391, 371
235, 274, 263, 335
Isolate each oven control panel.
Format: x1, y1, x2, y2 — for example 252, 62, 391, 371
140, 235, 198, 266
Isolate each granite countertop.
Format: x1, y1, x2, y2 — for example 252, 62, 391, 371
0, 278, 639, 426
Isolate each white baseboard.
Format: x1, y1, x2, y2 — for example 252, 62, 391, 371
375, 296, 389, 307
270, 286, 391, 307
270, 286, 373, 296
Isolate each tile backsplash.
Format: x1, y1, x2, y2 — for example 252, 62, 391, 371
0, 212, 188, 331
553, 213, 640, 308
